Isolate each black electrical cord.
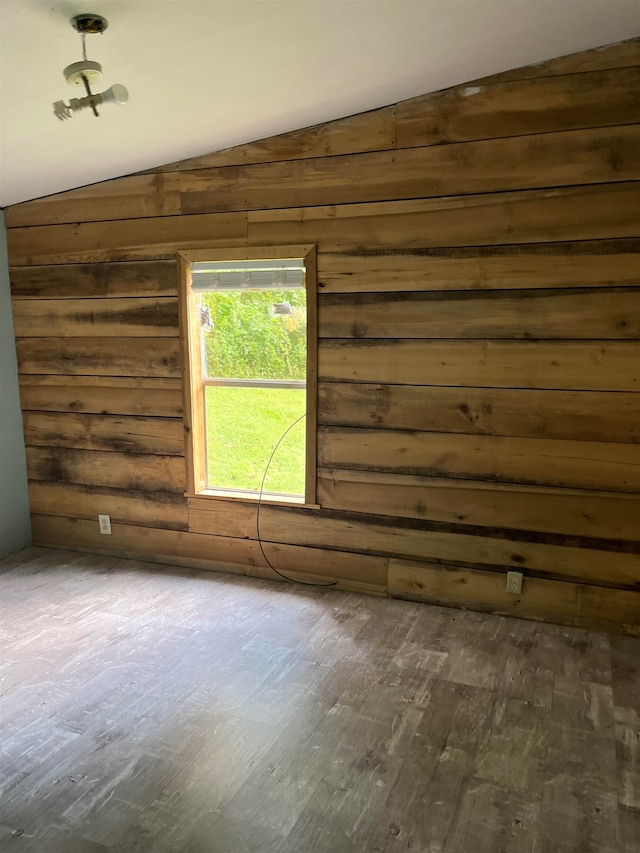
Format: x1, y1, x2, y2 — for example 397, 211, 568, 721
256, 413, 336, 588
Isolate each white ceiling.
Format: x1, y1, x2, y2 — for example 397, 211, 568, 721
0, 0, 638, 208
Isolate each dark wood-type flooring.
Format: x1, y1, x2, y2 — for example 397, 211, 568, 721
0, 547, 638, 852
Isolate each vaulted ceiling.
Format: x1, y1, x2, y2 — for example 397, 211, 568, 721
1, 0, 638, 207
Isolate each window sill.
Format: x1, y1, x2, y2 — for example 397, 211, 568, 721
186, 489, 320, 510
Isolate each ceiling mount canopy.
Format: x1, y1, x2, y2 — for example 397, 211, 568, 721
71, 13, 109, 35
53, 12, 129, 122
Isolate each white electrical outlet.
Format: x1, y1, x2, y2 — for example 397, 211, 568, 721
98, 514, 111, 535
506, 570, 523, 595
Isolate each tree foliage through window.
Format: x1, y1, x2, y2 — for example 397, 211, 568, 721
202, 289, 306, 381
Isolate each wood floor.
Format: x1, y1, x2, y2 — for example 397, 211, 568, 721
0, 547, 638, 853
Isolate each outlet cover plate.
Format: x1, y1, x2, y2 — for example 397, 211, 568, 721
506, 570, 523, 595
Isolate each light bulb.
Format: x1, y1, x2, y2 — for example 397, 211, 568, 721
101, 84, 129, 105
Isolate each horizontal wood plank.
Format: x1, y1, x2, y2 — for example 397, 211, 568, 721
8, 185, 639, 267
319, 339, 640, 391
316, 241, 640, 293
28, 482, 189, 531
317, 383, 640, 443
31, 513, 272, 578
388, 560, 640, 635
187, 498, 640, 588
22, 412, 184, 456
318, 426, 640, 492
258, 543, 387, 593
16, 337, 181, 377
30, 514, 387, 594
6, 211, 248, 266
248, 183, 640, 251
9, 260, 178, 299
317, 468, 640, 542
166, 108, 396, 171
4, 172, 181, 229
26, 447, 185, 493
180, 126, 640, 215
395, 66, 640, 148
477, 38, 640, 85
12, 297, 179, 338
319, 287, 640, 340
18, 376, 183, 417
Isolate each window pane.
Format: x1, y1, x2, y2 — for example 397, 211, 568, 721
205, 386, 306, 495
201, 289, 307, 381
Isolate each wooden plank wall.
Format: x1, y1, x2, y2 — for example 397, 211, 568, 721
6, 38, 640, 634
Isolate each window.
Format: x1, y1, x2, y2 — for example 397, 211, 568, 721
179, 246, 317, 504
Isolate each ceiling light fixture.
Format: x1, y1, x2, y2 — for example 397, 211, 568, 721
53, 13, 129, 121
